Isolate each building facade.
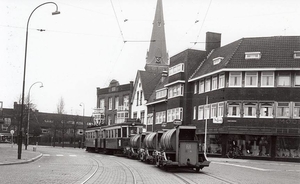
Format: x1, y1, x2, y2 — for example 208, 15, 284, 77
95, 80, 133, 126
188, 36, 300, 161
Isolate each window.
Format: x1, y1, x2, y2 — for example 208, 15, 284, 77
261, 72, 274, 87
140, 111, 145, 124
99, 99, 105, 109
228, 102, 240, 117
167, 107, 183, 122
294, 72, 300, 87
123, 95, 129, 108
198, 106, 204, 120
199, 80, 204, 94
218, 103, 224, 117
213, 57, 223, 65
260, 102, 274, 118
245, 52, 261, 59
229, 72, 242, 87
108, 98, 112, 110
219, 74, 225, 88
245, 72, 258, 87
211, 104, 217, 118
136, 92, 139, 106
204, 105, 210, 119
169, 63, 184, 76
205, 78, 211, 92
294, 51, 300, 59
194, 82, 198, 94
147, 113, 153, 125
193, 106, 197, 120
277, 72, 291, 87
133, 112, 137, 118
140, 91, 143, 105
155, 111, 166, 124
156, 88, 167, 99
115, 97, 119, 110
276, 102, 290, 118
243, 102, 257, 118
168, 84, 184, 98
212, 76, 218, 90
293, 102, 300, 118
108, 115, 112, 125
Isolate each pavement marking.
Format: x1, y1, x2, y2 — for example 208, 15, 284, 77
43, 154, 50, 156
213, 162, 276, 171
69, 155, 77, 157
56, 154, 64, 157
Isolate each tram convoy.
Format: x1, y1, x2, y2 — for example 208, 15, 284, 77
85, 119, 210, 171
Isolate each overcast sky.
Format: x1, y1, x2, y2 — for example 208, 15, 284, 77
1, 0, 299, 116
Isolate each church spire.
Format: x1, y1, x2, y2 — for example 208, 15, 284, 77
145, 0, 169, 72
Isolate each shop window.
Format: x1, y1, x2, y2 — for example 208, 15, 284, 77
276, 136, 300, 158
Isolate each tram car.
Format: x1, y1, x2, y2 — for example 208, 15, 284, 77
85, 119, 143, 154
154, 125, 210, 171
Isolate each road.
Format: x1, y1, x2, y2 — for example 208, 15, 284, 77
0, 146, 299, 184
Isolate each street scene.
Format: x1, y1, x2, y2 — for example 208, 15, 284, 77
1, 0, 300, 183
0, 144, 300, 184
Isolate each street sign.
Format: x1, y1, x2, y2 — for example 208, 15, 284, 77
173, 119, 182, 126
213, 117, 223, 124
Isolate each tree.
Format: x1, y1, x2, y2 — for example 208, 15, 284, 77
56, 97, 66, 147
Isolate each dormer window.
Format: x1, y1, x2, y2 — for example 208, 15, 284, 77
294, 51, 300, 59
245, 52, 261, 59
213, 57, 223, 65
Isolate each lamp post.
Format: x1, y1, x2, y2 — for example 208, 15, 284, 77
18, 2, 60, 159
25, 81, 43, 150
79, 103, 85, 149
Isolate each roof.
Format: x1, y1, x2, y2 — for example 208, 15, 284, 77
189, 36, 300, 81
147, 76, 168, 105
139, 70, 162, 100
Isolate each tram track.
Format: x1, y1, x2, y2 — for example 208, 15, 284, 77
79, 156, 103, 184
203, 172, 237, 184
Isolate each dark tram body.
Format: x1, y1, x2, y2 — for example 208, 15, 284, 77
85, 121, 210, 171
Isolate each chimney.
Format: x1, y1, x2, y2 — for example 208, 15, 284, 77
206, 32, 221, 54
161, 70, 168, 82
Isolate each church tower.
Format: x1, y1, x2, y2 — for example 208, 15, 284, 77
144, 0, 169, 72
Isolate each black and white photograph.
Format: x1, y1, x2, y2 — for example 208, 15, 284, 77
1, 0, 300, 183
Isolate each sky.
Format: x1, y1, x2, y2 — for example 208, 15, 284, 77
1, 0, 299, 117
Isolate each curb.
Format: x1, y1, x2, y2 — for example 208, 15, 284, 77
0, 153, 43, 166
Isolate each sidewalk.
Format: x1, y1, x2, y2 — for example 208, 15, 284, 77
0, 143, 42, 166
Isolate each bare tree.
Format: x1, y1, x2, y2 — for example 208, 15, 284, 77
57, 97, 65, 114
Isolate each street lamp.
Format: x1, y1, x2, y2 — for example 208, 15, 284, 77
79, 103, 85, 149
25, 81, 43, 150
18, 2, 60, 159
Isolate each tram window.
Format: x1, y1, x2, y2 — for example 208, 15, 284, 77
118, 129, 121, 137
122, 127, 127, 138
